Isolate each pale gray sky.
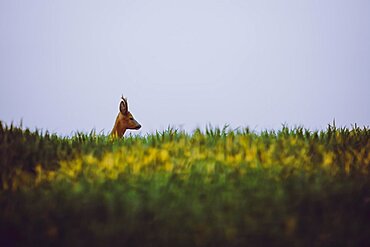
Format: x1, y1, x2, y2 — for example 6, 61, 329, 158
1, 0, 369, 135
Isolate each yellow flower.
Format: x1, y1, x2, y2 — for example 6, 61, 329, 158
159, 150, 170, 162
322, 152, 334, 168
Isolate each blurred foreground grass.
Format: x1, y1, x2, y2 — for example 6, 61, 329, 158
1, 121, 370, 246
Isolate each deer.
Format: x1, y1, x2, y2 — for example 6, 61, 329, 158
111, 96, 141, 138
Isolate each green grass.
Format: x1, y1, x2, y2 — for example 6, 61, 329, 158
1, 121, 370, 246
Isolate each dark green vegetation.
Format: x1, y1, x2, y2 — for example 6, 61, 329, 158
1, 121, 370, 246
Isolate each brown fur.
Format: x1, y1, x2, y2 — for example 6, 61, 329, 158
111, 97, 141, 138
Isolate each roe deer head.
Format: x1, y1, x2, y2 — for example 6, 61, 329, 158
111, 96, 141, 138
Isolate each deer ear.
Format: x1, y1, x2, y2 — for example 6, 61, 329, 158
119, 99, 128, 115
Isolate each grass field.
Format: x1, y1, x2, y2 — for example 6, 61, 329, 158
1, 121, 370, 246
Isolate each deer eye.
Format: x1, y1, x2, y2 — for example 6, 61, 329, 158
129, 117, 134, 120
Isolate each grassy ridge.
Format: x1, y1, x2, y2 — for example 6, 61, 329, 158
1, 122, 370, 246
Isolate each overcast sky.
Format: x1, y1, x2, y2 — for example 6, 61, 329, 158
1, 0, 369, 135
